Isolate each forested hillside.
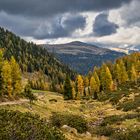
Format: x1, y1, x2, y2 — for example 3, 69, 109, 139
0, 27, 75, 91
63, 52, 140, 100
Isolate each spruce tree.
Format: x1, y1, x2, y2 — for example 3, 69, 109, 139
63, 75, 72, 100
24, 83, 37, 105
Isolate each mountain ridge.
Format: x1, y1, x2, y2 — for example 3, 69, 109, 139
43, 41, 125, 74
0, 27, 76, 91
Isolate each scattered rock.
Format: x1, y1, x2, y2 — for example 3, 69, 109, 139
61, 125, 77, 135
85, 131, 92, 137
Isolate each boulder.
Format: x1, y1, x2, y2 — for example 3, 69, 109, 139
85, 131, 92, 137
61, 125, 77, 135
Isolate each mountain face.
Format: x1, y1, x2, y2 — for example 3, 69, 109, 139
0, 27, 75, 85
43, 41, 125, 74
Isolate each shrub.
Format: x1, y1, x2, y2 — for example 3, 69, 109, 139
101, 113, 140, 126
101, 115, 123, 126
0, 109, 66, 140
111, 129, 140, 140
96, 126, 115, 136
50, 112, 88, 133
117, 96, 140, 111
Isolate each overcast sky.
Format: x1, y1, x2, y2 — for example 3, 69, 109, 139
0, 0, 139, 46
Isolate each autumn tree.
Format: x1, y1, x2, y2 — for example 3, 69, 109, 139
83, 76, 89, 96
71, 81, 76, 99
93, 72, 100, 92
76, 75, 84, 99
90, 76, 98, 99
118, 60, 128, 83
0, 50, 3, 96
130, 65, 137, 83
10, 56, 22, 97
1, 60, 13, 98
100, 64, 113, 91
113, 63, 121, 83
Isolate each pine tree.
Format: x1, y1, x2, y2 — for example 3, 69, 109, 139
63, 75, 72, 100
76, 75, 84, 99
130, 65, 137, 83
24, 83, 37, 105
10, 57, 22, 97
1, 60, 13, 98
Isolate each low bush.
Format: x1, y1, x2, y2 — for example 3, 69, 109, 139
96, 126, 115, 136
0, 109, 66, 140
101, 113, 140, 126
117, 95, 140, 111
111, 129, 140, 140
50, 112, 88, 133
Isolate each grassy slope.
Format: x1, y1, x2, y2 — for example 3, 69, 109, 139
1, 88, 140, 140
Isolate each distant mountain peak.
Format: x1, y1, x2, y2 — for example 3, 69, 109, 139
67, 41, 95, 47
43, 41, 125, 74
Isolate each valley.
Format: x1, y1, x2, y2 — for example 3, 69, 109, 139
1, 84, 140, 140
0, 28, 140, 140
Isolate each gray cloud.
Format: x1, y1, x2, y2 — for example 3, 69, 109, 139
0, 12, 86, 39
120, 0, 140, 27
35, 15, 86, 39
0, 0, 132, 17
93, 12, 119, 36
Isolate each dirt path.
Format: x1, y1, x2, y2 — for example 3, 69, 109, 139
0, 99, 29, 106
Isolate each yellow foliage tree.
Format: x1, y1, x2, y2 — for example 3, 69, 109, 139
93, 72, 100, 92
130, 65, 137, 83
1, 61, 13, 98
90, 76, 97, 97
76, 75, 84, 99
10, 57, 22, 97
100, 64, 113, 91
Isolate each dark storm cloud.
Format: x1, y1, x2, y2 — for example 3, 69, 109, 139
93, 13, 119, 36
0, 0, 132, 17
0, 13, 86, 39
33, 15, 86, 39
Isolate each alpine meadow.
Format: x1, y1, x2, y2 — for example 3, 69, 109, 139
0, 0, 140, 140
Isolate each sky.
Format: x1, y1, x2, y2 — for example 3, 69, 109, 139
0, 0, 140, 46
